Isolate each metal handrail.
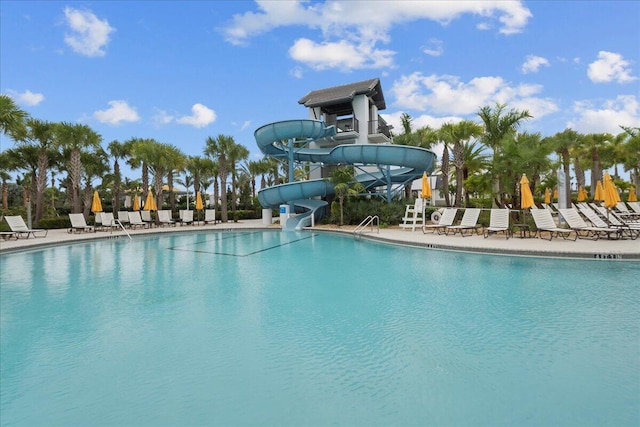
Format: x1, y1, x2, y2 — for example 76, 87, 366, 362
354, 215, 379, 235
111, 219, 132, 240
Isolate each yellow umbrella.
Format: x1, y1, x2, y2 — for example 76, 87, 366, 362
132, 194, 140, 211
144, 191, 157, 211
603, 172, 620, 209
553, 189, 558, 200
544, 188, 551, 204
421, 172, 431, 199
628, 186, 637, 202
195, 191, 204, 210
594, 180, 605, 202
520, 174, 534, 209
91, 190, 103, 213
577, 186, 586, 202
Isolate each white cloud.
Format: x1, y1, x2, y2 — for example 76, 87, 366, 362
521, 55, 549, 74
7, 89, 45, 106
587, 51, 636, 83
63, 7, 115, 57
176, 103, 216, 128
289, 38, 394, 70
389, 72, 558, 119
94, 100, 140, 125
567, 95, 639, 134
152, 109, 175, 126
223, 1, 531, 70
422, 38, 444, 57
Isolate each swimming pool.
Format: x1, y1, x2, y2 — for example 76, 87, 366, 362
1, 231, 638, 426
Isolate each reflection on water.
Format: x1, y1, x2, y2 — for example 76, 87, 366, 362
1, 231, 639, 426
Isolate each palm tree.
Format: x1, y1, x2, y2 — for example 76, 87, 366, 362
0, 151, 17, 210
107, 140, 130, 213
439, 120, 483, 207
620, 126, 640, 192
80, 148, 110, 217
227, 143, 249, 212
0, 94, 28, 141
204, 134, 237, 222
127, 138, 154, 205
330, 165, 365, 226
581, 133, 613, 196
165, 146, 187, 212
477, 103, 532, 207
549, 129, 579, 208
459, 140, 490, 206
55, 122, 102, 213
18, 119, 57, 225
175, 173, 193, 209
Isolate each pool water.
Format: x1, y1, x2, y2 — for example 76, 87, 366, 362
1, 231, 639, 426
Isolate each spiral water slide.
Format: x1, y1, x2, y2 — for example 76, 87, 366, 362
255, 120, 436, 230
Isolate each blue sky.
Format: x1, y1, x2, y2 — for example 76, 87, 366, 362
1, 1, 638, 181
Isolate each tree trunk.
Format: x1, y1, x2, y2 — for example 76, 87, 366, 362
70, 148, 83, 213
168, 171, 176, 212
441, 145, 451, 206
113, 160, 121, 213
35, 151, 48, 226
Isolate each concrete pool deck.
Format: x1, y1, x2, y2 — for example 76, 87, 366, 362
1, 218, 639, 260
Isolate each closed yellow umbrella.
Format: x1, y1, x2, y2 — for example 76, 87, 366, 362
421, 172, 431, 199
603, 172, 620, 209
520, 174, 534, 209
628, 186, 637, 202
144, 191, 157, 211
91, 190, 103, 213
544, 188, 551, 204
577, 186, 586, 202
553, 189, 558, 201
594, 180, 604, 202
132, 194, 140, 211
195, 191, 204, 210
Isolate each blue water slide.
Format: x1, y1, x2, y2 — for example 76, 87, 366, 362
255, 120, 436, 229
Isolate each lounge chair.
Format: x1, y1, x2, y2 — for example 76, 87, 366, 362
4, 215, 48, 238
445, 208, 481, 236
179, 209, 194, 226
399, 198, 425, 231
578, 205, 639, 240
422, 208, 457, 234
157, 210, 176, 227
141, 210, 154, 226
204, 209, 217, 225
484, 209, 511, 239
557, 208, 621, 240
100, 212, 121, 231
0, 231, 17, 240
530, 209, 576, 241
627, 201, 640, 214
117, 211, 130, 227
128, 211, 149, 229
68, 213, 95, 233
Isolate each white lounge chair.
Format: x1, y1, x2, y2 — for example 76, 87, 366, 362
530, 209, 576, 241
627, 201, 640, 214
141, 210, 154, 226
68, 213, 95, 233
204, 209, 217, 225
422, 208, 457, 234
117, 211, 130, 227
128, 211, 149, 229
99, 212, 120, 231
157, 210, 176, 227
445, 208, 481, 236
557, 208, 621, 240
4, 215, 48, 238
179, 209, 194, 226
484, 209, 511, 239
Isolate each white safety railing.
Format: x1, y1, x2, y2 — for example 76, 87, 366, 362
354, 215, 379, 236
111, 219, 132, 240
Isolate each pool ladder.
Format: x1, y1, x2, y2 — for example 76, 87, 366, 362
354, 215, 379, 237
110, 219, 132, 240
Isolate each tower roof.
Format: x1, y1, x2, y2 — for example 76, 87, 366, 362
298, 78, 386, 115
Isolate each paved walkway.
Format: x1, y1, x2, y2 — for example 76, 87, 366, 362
2, 218, 639, 260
